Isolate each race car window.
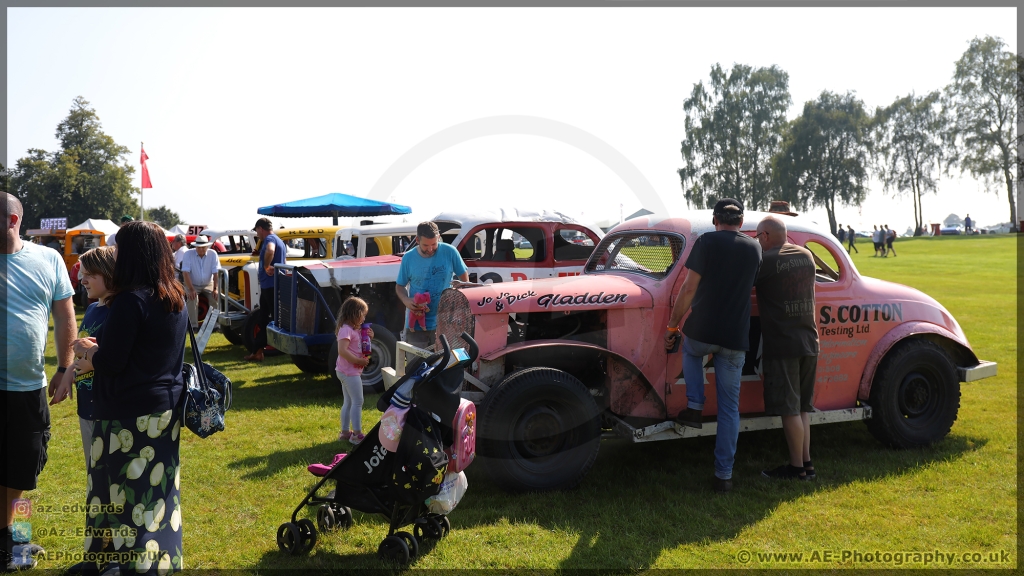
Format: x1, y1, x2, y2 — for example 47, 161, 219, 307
302, 237, 328, 259
585, 231, 685, 280
554, 227, 597, 262
460, 225, 546, 263
805, 240, 841, 283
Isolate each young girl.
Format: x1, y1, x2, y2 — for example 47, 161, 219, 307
335, 297, 372, 444
51, 245, 117, 468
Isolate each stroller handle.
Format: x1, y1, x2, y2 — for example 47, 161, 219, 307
460, 331, 479, 364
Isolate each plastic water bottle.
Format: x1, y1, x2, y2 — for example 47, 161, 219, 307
360, 323, 372, 357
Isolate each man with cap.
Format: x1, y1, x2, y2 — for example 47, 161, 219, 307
663, 198, 762, 493
181, 235, 221, 329
245, 217, 287, 361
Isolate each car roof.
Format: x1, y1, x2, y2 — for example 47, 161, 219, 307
433, 208, 598, 231
612, 210, 845, 251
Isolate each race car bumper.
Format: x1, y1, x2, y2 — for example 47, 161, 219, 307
267, 322, 333, 356
958, 361, 997, 382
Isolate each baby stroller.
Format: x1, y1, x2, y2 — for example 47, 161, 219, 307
276, 332, 478, 564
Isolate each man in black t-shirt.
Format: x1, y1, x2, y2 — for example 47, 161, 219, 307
664, 198, 761, 493
754, 215, 819, 481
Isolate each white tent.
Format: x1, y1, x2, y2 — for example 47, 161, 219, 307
69, 218, 120, 235
168, 224, 190, 235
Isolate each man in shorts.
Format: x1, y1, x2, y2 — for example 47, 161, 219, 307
395, 221, 468, 351
753, 215, 820, 480
885, 225, 897, 257
2, 192, 76, 569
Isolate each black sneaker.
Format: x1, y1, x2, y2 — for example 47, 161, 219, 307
761, 464, 808, 480
674, 407, 703, 429
713, 477, 733, 493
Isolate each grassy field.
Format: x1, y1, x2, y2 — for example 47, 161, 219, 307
32, 235, 1016, 570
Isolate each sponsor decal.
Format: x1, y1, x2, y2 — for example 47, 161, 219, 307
818, 303, 902, 338
477, 290, 538, 312
537, 292, 628, 309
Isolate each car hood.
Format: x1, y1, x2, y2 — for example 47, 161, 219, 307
463, 275, 652, 315
857, 276, 968, 343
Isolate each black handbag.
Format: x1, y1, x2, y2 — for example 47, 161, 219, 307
181, 322, 231, 438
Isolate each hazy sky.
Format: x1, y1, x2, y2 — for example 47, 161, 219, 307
6, 7, 1017, 233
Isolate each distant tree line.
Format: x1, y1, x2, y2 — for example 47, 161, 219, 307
679, 35, 1019, 235
8, 96, 180, 232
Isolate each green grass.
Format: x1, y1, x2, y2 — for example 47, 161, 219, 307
32, 235, 1017, 569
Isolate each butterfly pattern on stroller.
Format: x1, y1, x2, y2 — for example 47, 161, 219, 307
276, 333, 478, 564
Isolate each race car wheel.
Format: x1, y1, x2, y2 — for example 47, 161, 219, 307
377, 535, 410, 564
291, 354, 330, 374
866, 339, 961, 449
222, 326, 244, 346
477, 368, 601, 492
241, 312, 261, 353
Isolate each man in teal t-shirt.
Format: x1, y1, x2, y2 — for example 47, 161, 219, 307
2, 193, 76, 570
395, 221, 468, 350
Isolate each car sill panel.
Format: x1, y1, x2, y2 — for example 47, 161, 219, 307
958, 361, 997, 382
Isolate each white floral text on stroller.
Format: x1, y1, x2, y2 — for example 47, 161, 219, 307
276, 332, 478, 565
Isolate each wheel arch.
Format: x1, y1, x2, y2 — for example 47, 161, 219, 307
858, 321, 979, 401
486, 341, 667, 418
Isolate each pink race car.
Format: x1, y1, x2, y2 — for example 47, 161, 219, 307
428, 210, 997, 492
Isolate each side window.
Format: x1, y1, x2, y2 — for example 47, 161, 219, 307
303, 237, 328, 259
804, 240, 841, 283
507, 226, 545, 262
554, 228, 597, 262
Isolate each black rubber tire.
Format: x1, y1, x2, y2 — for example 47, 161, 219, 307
222, 326, 244, 346
291, 353, 330, 374
276, 522, 301, 555
316, 504, 335, 532
295, 518, 317, 554
866, 339, 961, 449
414, 517, 443, 541
395, 530, 418, 558
377, 535, 410, 564
330, 504, 353, 529
477, 367, 601, 492
241, 312, 260, 353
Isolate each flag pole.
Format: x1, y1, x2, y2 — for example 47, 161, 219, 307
140, 141, 145, 221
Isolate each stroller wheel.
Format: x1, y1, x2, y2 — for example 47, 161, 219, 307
296, 518, 318, 553
378, 535, 410, 564
331, 504, 353, 529
395, 531, 419, 559
414, 517, 443, 541
276, 522, 302, 555
439, 515, 451, 537
316, 505, 336, 532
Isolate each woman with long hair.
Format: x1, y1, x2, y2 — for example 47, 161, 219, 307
71, 221, 187, 575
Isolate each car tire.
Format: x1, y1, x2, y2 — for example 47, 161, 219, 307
241, 312, 260, 353
476, 367, 601, 492
291, 354, 330, 374
866, 339, 960, 449
327, 324, 396, 396
222, 326, 244, 346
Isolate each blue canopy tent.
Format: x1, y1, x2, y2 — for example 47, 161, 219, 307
257, 193, 412, 225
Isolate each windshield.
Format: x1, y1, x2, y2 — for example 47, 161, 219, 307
584, 231, 685, 280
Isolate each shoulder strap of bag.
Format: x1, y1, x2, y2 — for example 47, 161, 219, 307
185, 322, 209, 389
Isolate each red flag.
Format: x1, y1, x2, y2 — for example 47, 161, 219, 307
140, 146, 152, 189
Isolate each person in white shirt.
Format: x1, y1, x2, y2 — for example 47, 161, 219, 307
181, 235, 221, 328
170, 234, 187, 270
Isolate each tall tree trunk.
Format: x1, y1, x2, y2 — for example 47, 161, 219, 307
827, 193, 836, 235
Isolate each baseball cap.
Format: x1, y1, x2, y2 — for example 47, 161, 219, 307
253, 217, 272, 231
120, 215, 134, 223
193, 235, 213, 248
713, 198, 743, 216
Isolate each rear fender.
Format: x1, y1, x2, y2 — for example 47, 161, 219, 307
483, 341, 667, 419
858, 321, 979, 400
